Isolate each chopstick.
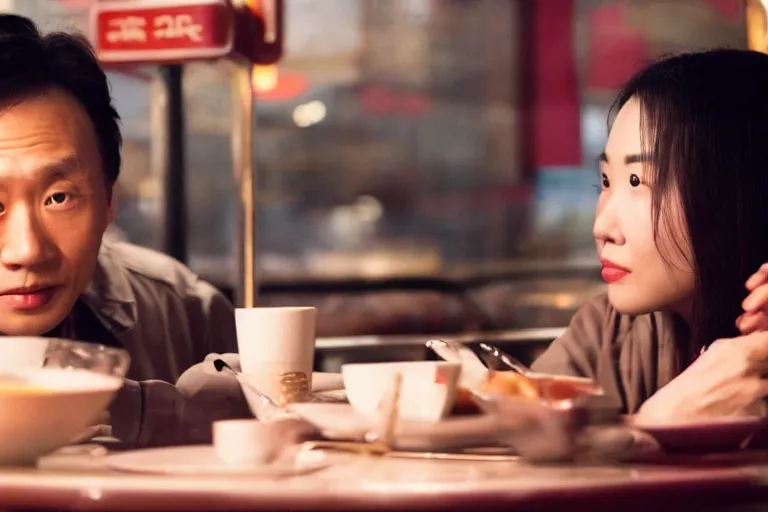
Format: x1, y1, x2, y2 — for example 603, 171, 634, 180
299, 371, 403, 457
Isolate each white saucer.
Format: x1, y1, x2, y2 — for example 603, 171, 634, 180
106, 445, 329, 477
287, 403, 370, 440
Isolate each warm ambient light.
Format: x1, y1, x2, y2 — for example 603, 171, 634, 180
292, 101, 326, 127
747, 0, 768, 53
251, 64, 278, 93
251, 68, 309, 101
244, 0, 261, 13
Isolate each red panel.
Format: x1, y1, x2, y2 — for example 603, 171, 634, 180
91, 0, 233, 64
586, 4, 648, 91
702, 0, 744, 20
528, 0, 582, 167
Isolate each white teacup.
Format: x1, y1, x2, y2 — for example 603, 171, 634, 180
213, 419, 276, 466
0, 337, 49, 372
235, 307, 317, 404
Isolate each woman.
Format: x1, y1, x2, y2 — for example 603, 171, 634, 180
532, 49, 768, 424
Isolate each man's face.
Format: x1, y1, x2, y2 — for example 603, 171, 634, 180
0, 88, 113, 335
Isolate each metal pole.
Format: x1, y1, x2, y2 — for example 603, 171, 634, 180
159, 64, 188, 264
231, 59, 257, 308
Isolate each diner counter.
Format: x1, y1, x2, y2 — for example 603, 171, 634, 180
313, 327, 565, 371
2, 447, 768, 511
315, 327, 567, 351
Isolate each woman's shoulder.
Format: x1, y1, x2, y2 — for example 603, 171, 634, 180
571, 292, 674, 341
565, 292, 626, 347
531, 293, 674, 376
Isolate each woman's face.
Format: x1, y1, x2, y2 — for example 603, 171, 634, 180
595, 97, 695, 316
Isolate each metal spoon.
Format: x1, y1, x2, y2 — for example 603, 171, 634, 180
213, 358, 286, 422
426, 339, 488, 389
426, 339, 490, 393
426, 339, 486, 369
477, 343, 531, 375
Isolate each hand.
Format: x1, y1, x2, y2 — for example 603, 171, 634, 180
737, 263, 768, 334
93, 408, 110, 426
69, 409, 111, 445
634, 331, 768, 425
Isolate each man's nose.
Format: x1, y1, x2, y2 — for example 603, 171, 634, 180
0, 206, 54, 270
593, 199, 625, 246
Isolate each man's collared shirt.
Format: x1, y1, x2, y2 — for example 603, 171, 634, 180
56, 240, 241, 447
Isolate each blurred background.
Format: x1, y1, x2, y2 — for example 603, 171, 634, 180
6, 0, 752, 363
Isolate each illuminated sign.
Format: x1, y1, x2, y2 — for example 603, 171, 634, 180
91, 0, 233, 64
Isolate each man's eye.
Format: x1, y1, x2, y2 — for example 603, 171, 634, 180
601, 173, 610, 189
45, 192, 69, 206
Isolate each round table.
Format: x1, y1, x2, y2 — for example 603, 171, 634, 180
0, 447, 767, 511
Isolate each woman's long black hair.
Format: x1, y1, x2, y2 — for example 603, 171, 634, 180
611, 49, 768, 353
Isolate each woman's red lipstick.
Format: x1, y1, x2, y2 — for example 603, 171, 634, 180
600, 259, 630, 283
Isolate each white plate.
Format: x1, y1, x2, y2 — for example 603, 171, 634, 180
287, 403, 516, 452
312, 373, 345, 392
288, 403, 370, 440
106, 446, 329, 477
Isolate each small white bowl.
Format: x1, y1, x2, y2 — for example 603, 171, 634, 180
213, 419, 276, 466
342, 361, 461, 423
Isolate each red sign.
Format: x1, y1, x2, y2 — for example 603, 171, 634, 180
91, 0, 234, 64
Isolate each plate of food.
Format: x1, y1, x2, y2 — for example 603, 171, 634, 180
287, 349, 617, 463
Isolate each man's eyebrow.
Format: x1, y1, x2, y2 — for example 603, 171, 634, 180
598, 152, 608, 163
0, 155, 84, 183
30, 155, 84, 181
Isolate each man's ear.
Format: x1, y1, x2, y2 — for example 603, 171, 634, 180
107, 185, 116, 224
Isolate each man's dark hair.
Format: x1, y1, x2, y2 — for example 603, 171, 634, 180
611, 49, 768, 354
0, 14, 121, 186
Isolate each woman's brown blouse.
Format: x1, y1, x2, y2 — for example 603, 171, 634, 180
531, 293, 690, 413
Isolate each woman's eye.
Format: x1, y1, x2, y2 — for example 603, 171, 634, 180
601, 173, 610, 189
629, 174, 641, 187
45, 192, 69, 206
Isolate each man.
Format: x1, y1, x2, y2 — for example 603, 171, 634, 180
0, 14, 247, 446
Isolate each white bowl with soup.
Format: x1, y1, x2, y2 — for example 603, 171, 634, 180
0, 337, 129, 465
342, 361, 461, 423
0, 336, 49, 371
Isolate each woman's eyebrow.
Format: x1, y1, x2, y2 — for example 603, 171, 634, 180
625, 153, 652, 164
598, 152, 651, 165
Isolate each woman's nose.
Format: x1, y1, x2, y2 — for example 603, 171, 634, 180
593, 202, 625, 246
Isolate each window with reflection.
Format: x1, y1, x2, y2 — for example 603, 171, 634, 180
20, 0, 750, 336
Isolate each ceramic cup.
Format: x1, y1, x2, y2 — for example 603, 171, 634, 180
235, 306, 317, 405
